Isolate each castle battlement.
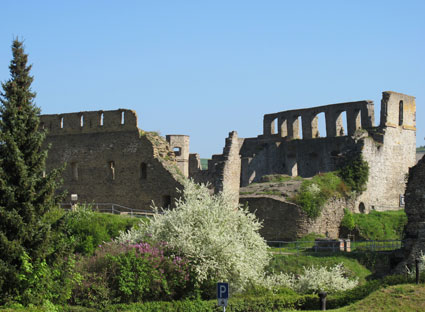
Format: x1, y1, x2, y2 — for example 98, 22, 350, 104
40, 109, 138, 135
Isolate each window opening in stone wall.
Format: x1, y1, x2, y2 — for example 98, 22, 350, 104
100, 113, 104, 126
316, 112, 326, 138
399, 100, 404, 126
336, 111, 347, 136
163, 195, 171, 208
341, 111, 348, 136
140, 162, 147, 180
121, 111, 125, 125
109, 161, 115, 180
71, 162, 78, 181
359, 202, 365, 214
297, 116, 303, 139
60, 117, 64, 129
80, 115, 84, 128
173, 147, 181, 157
272, 118, 278, 135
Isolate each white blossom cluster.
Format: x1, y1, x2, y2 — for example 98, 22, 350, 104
262, 264, 358, 294
117, 179, 271, 292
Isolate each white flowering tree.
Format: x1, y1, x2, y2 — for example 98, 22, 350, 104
118, 179, 270, 292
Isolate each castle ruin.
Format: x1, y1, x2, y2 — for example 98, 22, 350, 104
41, 90, 416, 239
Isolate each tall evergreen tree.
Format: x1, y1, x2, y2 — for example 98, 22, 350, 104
0, 39, 61, 303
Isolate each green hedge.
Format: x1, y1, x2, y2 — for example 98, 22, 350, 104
340, 209, 407, 240
63, 209, 141, 255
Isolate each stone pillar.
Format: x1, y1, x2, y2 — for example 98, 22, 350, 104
302, 114, 313, 139
347, 109, 361, 136
278, 116, 288, 138
325, 111, 337, 137
287, 116, 300, 139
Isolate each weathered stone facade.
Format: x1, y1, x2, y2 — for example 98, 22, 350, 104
41, 109, 185, 210
240, 195, 354, 240
395, 154, 425, 272
41, 90, 416, 241
239, 91, 416, 213
189, 131, 241, 199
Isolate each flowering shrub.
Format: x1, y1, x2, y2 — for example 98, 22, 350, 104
71, 241, 193, 306
118, 179, 270, 294
262, 263, 358, 294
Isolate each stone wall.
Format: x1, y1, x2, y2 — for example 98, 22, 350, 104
239, 91, 416, 213
166, 135, 190, 177
395, 154, 425, 273
240, 195, 353, 241
190, 131, 241, 200
41, 109, 184, 210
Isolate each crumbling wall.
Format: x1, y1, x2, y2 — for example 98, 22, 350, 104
240, 195, 354, 241
166, 135, 190, 177
240, 91, 416, 213
356, 91, 416, 212
395, 155, 425, 273
190, 131, 241, 200
41, 109, 184, 210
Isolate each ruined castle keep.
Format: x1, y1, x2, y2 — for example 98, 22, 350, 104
236, 91, 416, 213
41, 90, 416, 239
41, 110, 186, 210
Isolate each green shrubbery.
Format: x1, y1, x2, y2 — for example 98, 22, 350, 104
340, 209, 407, 240
70, 242, 195, 307
337, 153, 369, 193
292, 153, 369, 219
293, 172, 347, 218
63, 206, 140, 255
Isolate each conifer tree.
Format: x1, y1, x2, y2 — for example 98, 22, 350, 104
0, 39, 61, 302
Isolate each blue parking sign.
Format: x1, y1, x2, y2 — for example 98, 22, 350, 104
217, 282, 229, 308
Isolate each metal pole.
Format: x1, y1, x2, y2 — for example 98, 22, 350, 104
416, 259, 420, 284
319, 291, 327, 310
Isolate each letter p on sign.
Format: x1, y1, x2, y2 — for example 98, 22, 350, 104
217, 282, 229, 307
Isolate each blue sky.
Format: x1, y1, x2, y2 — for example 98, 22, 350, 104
1, 1, 424, 157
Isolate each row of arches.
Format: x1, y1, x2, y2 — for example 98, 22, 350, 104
265, 109, 363, 139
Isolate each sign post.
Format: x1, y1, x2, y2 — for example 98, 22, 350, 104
217, 282, 229, 311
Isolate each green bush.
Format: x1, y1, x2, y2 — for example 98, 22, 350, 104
64, 207, 140, 255
71, 242, 195, 307
293, 172, 347, 219
340, 209, 407, 240
337, 153, 369, 193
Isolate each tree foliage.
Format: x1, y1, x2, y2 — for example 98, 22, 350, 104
337, 152, 369, 193
118, 179, 270, 294
0, 39, 63, 304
